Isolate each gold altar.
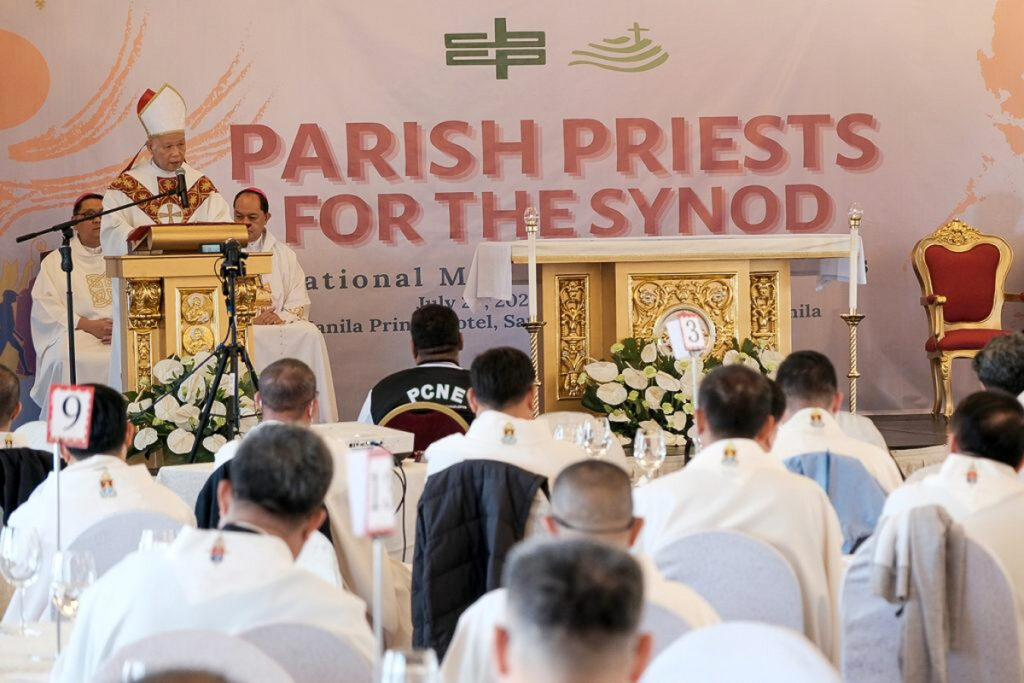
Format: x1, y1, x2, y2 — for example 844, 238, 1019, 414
105, 225, 271, 393
509, 235, 854, 412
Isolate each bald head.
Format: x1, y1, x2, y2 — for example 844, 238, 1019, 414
0, 364, 21, 429
257, 359, 317, 423
547, 461, 637, 548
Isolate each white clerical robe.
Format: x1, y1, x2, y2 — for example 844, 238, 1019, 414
773, 408, 904, 492
246, 231, 338, 422
425, 409, 626, 483
835, 410, 889, 452
212, 421, 412, 646
29, 237, 113, 416
100, 159, 231, 389
440, 553, 719, 683
880, 452, 1024, 666
51, 526, 374, 682
633, 438, 845, 663
2, 454, 195, 624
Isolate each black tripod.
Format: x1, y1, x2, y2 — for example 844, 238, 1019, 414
15, 187, 185, 386
187, 238, 260, 463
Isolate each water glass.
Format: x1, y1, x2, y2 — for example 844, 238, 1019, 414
551, 421, 582, 444
0, 525, 42, 636
580, 416, 613, 459
381, 647, 439, 683
50, 550, 96, 620
633, 426, 667, 485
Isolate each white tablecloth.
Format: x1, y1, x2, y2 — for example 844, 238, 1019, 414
156, 461, 428, 563
0, 622, 64, 682
252, 321, 339, 424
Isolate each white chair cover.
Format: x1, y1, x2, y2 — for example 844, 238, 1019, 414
641, 621, 840, 683
639, 602, 691, 659
92, 629, 295, 683
68, 510, 184, 577
654, 530, 804, 632
241, 623, 373, 683
842, 532, 1021, 682
13, 420, 49, 451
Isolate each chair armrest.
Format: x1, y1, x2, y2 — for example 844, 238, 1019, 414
919, 295, 946, 341
1005, 292, 1024, 303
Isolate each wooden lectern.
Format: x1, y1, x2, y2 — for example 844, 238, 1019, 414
105, 223, 271, 393
499, 235, 856, 412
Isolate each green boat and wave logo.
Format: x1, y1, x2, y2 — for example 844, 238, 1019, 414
569, 22, 669, 72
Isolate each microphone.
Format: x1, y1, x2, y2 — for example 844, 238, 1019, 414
175, 168, 190, 209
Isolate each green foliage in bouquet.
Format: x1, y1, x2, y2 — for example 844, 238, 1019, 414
123, 352, 258, 465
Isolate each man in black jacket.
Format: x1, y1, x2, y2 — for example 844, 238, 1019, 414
358, 304, 472, 425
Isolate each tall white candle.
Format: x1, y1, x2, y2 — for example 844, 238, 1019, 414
528, 231, 538, 320
524, 206, 539, 321
848, 226, 859, 312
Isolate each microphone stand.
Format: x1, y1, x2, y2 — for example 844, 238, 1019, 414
15, 187, 184, 386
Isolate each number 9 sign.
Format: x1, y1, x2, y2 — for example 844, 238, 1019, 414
46, 385, 95, 449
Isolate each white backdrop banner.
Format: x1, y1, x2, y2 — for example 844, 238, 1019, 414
2, 0, 1023, 417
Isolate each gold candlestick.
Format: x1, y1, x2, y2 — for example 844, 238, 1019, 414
839, 312, 865, 413
521, 319, 546, 417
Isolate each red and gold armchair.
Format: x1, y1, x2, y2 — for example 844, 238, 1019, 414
912, 219, 1020, 416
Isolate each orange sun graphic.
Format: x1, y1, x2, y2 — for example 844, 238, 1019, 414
0, 29, 50, 130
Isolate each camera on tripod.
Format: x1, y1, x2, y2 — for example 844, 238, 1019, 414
219, 238, 249, 301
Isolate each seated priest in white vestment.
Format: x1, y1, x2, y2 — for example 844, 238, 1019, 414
633, 365, 845, 663
973, 333, 1024, 408
212, 358, 412, 646
878, 390, 1024, 664
100, 84, 232, 389
358, 304, 473, 425
425, 347, 626, 484
494, 538, 651, 683
772, 351, 903, 492
2, 384, 195, 625
442, 460, 718, 683
52, 423, 374, 682
0, 365, 29, 449
30, 194, 113, 417
234, 188, 338, 423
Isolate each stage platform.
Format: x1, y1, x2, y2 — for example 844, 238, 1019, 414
866, 413, 949, 478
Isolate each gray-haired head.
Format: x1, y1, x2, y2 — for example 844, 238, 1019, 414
257, 358, 317, 423
498, 538, 647, 682
548, 460, 636, 548
230, 422, 333, 524
973, 333, 1024, 396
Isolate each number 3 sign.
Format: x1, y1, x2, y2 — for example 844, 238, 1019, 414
46, 385, 95, 449
666, 311, 708, 357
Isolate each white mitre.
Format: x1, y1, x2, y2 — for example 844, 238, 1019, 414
137, 84, 186, 137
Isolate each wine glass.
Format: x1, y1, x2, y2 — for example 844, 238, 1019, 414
0, 525, 42, 636
580, 417, 613, 459
381, 647, 439, 683
552, 420, 583, 445
138, 528, 177, 552
633, 427, 667, 486
50, 550, 96, 621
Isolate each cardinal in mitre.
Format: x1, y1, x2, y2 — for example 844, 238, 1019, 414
100, 84, 231, 389
30, 194, 114, 416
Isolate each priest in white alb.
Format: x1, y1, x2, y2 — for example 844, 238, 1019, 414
30, 194, 113, 417
99, 84, 232, 389
234, 188, 339, 423
876, 390, 1024, 665
3, 384, 195, 626
633, 364, 845, 663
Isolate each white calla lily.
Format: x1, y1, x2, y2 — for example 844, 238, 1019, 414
644, 386, 666, 410
622, 368, 649, 390
759, 349, 785, 371
202, 434, 228, 453
640, 343, 657, 363
596, 382, 628, 406
583, 361, 619, 384
166, 428, 196, 455
723, 350, 742, 365
177, 372, 208, 404
152, 359, 185, 384
127, 398, 153, 416
173, 405, 201, 429
608, 409, 629, 423
154, 395, 181, 422
133, 427, 158, 451
655, 371, 681, 392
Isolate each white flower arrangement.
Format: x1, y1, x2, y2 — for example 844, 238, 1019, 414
124, 353, 258, 465
580, 336, 779, 451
